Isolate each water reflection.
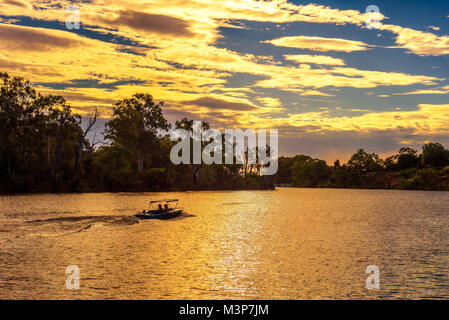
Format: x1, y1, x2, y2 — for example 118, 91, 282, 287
0, 189, 448, 299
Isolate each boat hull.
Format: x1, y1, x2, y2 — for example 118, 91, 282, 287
135, 209, 183, 220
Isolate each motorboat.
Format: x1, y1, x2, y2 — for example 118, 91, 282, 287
135, 199, 183, 220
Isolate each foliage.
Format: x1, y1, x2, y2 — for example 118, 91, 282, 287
274, 144, 449, 191
0, 73, 82, 192
0, 73, 273, 193
2, 72, 448, 193
104, 93, 171, 173
291, 156, 331, 187
347, 149, 383, 172
421, 143, 449, 168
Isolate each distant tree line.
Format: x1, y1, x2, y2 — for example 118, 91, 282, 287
275, 144, 449, 191
0, 73, 273, 193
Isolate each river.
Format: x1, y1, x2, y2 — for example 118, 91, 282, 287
0, 188, 448, 299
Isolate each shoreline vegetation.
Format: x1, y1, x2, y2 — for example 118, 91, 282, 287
0, 73, 274, 194
1, 72, 449, 194
275, 148, 449, 191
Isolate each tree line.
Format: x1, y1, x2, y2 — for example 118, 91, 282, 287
2, 72, 448, 193
275, 144, 449, 191
0, 73, 273, 193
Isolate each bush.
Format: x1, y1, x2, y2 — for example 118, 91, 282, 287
399, 168, 417, 179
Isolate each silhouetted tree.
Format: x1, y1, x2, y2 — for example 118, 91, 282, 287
333, 159, 341, 169
105, 93, 170, 173
421, 143, 449, 168
174, 118, 210, 186
4, 72, 449, 193
291, 157, 331, 187
0, 73, 83, 192
73, 108, 99, 192
397, 147, 419, 170
347, 149, 383, 172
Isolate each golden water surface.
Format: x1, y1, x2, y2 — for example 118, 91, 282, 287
0, 188, 448, 299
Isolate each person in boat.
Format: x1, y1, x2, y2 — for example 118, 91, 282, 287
158, 204, 163, 212
164, 203, 169, 212
142, 210, 146, 214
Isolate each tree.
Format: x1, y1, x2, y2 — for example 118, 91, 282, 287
174, 118, 210, 185
0, 73, 83, 192
0, 72, 276, 193
383, 154, 399, 171
105, 93, 170, 173
397, 147, 418, 170
347, 149, 383, 172
333, 159, 341, 169
291, 157, 331, 187
90, 145, 132, 191
45, 96, 80, 191
274, 156, 295, 184
421, 143, 449, 168
73, 108, 99, 192
0, 72, 39, 186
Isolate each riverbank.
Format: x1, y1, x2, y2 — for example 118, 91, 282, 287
0, 184, 275, 195
275, 152, 449, 192
322, 168, 449, 191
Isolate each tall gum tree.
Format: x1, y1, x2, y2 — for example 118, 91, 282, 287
105, 93, 170, 173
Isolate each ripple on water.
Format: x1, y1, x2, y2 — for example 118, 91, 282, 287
0, 189, 448, 299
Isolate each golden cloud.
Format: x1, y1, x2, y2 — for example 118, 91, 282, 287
263, 36, 370, 52
107, 10, 195, 37
284, 54, 346, 65
393, 89, 449, 95
0, 23, 81, 51
381, 24, 449, 56
236, 104, 449, 137
0, 0, 446, 142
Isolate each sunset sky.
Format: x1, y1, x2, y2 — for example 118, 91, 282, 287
1, 0, 449, 161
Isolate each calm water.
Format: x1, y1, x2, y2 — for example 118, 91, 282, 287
0, 188, 448, 299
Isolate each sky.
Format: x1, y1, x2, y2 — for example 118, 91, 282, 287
1, 0, 449, 162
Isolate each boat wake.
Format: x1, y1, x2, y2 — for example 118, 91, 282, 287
26, 224, 94, 237
20, 215, 140, 237
27, 215, 140, 225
